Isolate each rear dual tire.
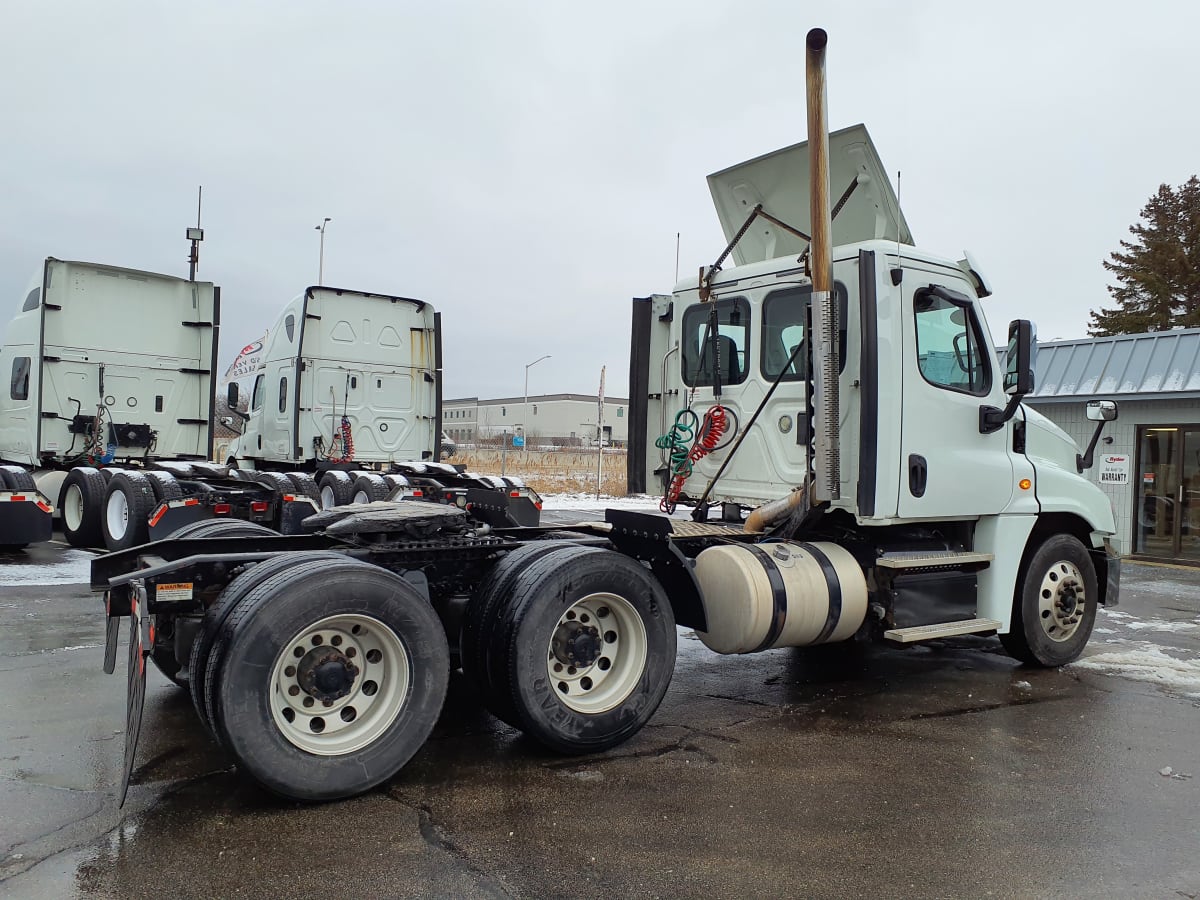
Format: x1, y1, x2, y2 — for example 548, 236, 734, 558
59, 467, 107, 548
202, 557, 449, 801
464, 544, 676, 755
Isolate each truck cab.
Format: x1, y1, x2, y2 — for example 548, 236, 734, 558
630, 124, 1118, 644
227, 286, 442, 469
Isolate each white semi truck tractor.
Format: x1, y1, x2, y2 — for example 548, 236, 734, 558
0, 258, 220, 551
202, 285, 540, 528
92, 29, 1119, 805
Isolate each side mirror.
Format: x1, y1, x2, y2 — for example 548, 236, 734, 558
1003, 319, 1036, 396
1078, 400, 1119, 472
227, 381, 239, 407
981, 319, 1036, 434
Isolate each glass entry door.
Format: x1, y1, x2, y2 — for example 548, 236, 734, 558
1135, 425, 1200, 561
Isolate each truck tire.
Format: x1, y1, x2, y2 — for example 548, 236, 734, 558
166, 518, 277, 540
144, 471, 184, 503
485, 545, 676, 754
208, 559, 450, 801
0, 466, 36, 492
102, 471, 156, 550
1000, 534, 1098, 667
59, 467, 107, 548
285, 472, 321, 504
189, 550, 349, 738
251, 471, 293, 503
318, 471, 354, 509
351, 474, 390, 504
461, 539, 591, 725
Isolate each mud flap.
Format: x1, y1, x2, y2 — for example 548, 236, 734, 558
103, 614, 120, 675
120, 588, 151, 807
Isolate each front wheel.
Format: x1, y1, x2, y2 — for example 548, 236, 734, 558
1000, 534, 1098, 667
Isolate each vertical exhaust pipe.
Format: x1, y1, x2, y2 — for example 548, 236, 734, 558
806, 27, 840, 503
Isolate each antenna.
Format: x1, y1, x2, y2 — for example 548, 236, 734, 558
674, 232, 681, 283
890, 171, 903, 286
186, 185, 204, 281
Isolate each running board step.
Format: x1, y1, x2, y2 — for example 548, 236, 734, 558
876, 550, 994, 570
884, 618, 1002, 643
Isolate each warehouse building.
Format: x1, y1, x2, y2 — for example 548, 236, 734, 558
1025, 327, 1200, 563
443, 394, 629, 448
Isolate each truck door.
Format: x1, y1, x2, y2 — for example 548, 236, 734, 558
897, 276, 1014, 518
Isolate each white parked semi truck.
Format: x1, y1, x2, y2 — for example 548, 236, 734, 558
0, 258, 221, 551
206, 285, 539, 527
0, 264, 535, 553
92, 29, 1120, 805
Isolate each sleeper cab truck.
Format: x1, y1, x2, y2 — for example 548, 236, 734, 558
0, 258, 222, 551
214, 285, 539, 527
91, 124, 1117, 805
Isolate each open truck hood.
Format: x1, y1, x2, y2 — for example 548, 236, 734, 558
707, 124, 913, 266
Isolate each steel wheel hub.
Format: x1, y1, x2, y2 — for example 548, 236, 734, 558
270, 613, 410, 756
106, 490, 129, 539
545, 592, 648, 715
296, 647, 359, 702
1038, 559, 1086, 642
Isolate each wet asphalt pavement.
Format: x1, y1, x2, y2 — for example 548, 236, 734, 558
0, 534, 1198, 899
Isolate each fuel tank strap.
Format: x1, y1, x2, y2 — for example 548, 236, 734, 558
743, 545, 788, 653
799, 542, 842, 643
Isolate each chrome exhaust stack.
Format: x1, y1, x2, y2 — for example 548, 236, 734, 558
806, 27, 840, 504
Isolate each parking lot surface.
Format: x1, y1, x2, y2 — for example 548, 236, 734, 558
1, 535, 1197, 899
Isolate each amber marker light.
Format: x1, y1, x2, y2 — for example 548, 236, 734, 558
1019, 478, 1032, 490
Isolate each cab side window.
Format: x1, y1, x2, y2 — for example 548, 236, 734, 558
10, 357, 30, 400
251, 374, 265, 411
760, 283, 848, 381
681, 297, 750, 387
22, 288, 40, 312
913, 286, 990, 395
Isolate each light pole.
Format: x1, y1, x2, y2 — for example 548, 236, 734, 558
523, 354, 551, 451
315, 217, 331, 284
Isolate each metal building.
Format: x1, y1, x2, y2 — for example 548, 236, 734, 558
443, 394, 630, 448
1025, 327, 1200, 563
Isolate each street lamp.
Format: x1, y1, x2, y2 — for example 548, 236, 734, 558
315, 217, 331, 284
523, 354, 551, 451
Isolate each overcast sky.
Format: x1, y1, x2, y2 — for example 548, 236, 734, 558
3, 1, 1197, 400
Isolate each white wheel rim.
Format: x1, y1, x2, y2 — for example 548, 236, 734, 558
270, 613, 410, 756
352, 490, 370, 504
106, 490, 129, 539
1038, 559, 1086, 642
64, 484, 85, 531
320, 485, 338, 509
546, 592, 647, 714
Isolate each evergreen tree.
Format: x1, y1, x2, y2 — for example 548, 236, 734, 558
1088, 176, 1200, 336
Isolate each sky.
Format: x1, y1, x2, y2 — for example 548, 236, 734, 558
2, 1, 1197, 401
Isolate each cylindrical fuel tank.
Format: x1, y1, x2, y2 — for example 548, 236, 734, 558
693, 541, 867, 654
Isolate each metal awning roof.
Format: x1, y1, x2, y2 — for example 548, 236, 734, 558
1024, 327, 1200, 402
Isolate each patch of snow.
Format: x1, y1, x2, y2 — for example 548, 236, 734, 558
1070, 644, 1200, 699
539, 492, 666, 512
1093, 628, 1116, 634
1121, 618, 1198, 634
0, 550, 94, 586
